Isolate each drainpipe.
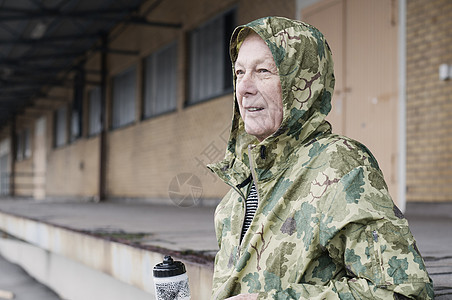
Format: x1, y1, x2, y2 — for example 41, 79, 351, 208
98, 33, 108, 202
398, 0, 407, 213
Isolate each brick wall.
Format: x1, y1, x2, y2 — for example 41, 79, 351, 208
46, 136, 100, 198
106, 95, 232, 199
15, 159, 33, 197
14, 121, 35, 197
406, 0, 452, 202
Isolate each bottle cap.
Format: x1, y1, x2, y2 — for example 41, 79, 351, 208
153, 255, 186, 278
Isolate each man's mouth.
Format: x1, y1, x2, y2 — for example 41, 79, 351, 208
247, 107, 264, 112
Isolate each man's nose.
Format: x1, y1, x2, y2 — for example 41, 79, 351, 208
236, 72, 257, 97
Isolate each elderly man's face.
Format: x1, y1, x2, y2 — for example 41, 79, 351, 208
235, 33, 283, 142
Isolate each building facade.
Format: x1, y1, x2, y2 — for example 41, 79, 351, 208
405, 0, 452, 202
0, 0, 451, 205
0, 0, 296, 203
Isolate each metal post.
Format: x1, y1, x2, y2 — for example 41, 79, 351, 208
98, 33, 108, 201
9, 117, 16, 197
398, 0, 407, 213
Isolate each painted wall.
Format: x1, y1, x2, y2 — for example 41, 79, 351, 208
301, 0, 400, 204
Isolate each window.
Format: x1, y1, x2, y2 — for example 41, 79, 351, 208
16, 128, 31, 160
24, 128, 31, 158
54, 106, 67, 147
187, 9, 235, 105
15, 132, 23, 161
71, 70, 84, 141
0, 154, 9, 195
112, 66, 137, 129
143, 42, 178, 118
88, 86, 102, 135
70, 98, 82, 142
71, 109, 81, 141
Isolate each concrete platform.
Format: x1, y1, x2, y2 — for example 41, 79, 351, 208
0, 199, 217, 300
0, 252, 61, 300
0, 199, 218, 256
404, 202, 452, 299
0, 198, 450, 299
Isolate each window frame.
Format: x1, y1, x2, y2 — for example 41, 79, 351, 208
70, 69, 84, 142
15, 131, 23, 161
54, 106, 68, 148
186, 8, 236, 106
111, 65, 137, 130
70, 105, 82, 142
142, 41, 179, 120
23, 128, 31, 159
88, 86, 102, 136
15, 128, 32, 161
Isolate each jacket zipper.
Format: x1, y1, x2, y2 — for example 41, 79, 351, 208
248, 145, 261, 202
239, 144, 262, 247
212, 179, 246, 300
213, 146, 261, 299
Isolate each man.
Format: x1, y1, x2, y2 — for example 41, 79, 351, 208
208, 17, 433, 299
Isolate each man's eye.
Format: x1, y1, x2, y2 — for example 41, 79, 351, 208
235, 69, 244, 76
258, 69, 270, 73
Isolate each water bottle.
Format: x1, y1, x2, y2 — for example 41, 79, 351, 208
153, 255, 190, 300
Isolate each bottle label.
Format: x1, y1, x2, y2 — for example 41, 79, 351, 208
154, 276, 190, 300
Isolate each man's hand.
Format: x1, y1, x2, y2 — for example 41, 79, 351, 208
226, 294, 258, 300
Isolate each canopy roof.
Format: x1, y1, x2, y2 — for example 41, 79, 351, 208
0, 0, 179, 129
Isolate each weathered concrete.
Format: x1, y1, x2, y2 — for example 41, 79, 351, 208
405, 202, 452, 299
0, 199, 218, 253
0, 198, 450, 299
0, 251, 61, 300
0, 237, 153, 300
0, 199, 216, 300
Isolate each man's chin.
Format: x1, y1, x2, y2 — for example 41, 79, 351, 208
244, 128, 266, 141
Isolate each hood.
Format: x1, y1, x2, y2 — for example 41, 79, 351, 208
209, 16, 335, 185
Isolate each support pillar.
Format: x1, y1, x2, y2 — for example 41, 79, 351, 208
9, 117, 16, 197
98, 33, 108, 201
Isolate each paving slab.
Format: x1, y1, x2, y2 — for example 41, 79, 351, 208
405, 202, 452, 299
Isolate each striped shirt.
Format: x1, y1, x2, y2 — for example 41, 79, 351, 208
241, 183, 258, 241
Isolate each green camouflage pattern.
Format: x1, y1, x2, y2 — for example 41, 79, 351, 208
208, 17, 433, 299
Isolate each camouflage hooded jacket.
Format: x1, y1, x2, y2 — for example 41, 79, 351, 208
208, 17, 433, 299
